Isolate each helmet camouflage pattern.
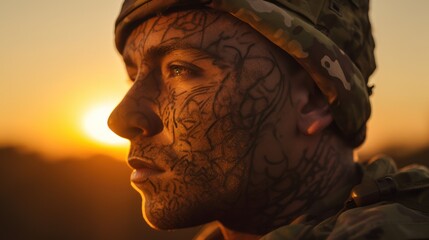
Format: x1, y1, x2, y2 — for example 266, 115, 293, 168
115, 0, 376, 141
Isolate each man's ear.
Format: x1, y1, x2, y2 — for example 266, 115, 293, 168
292, 73, 333, 135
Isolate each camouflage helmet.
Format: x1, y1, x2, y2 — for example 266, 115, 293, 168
115, 0, 376, 142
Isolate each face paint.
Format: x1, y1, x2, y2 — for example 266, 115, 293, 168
109, 9, 345, 233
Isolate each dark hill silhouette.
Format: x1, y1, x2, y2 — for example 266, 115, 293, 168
1, 145, 428, 240
0, 146, 200, 240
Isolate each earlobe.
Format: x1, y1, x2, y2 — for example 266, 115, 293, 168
293, 78, 333, 136
298, 106, 333, 135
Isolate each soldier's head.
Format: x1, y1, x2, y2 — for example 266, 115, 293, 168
108, 0, 375, 234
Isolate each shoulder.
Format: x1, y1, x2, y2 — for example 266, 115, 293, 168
327, 202, 429, 240
326, 155, 429, 240
261, 203, 429, 240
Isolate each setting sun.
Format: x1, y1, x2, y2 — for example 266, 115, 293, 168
83, 104, 128, 146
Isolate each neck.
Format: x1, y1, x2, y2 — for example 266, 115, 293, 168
219, 226, 262, 240
218, 132, 358, 238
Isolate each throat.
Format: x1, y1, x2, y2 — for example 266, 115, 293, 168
218, 137, 358, 236
219, 224, 262, 240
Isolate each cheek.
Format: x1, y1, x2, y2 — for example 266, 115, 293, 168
167, 83, 219, 150
159, 67, 245, 150
159, 74, 253, 174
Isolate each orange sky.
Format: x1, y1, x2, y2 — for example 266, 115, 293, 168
1, 1, 428, 160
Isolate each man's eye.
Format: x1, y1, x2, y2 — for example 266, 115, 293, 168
164, 61, 202, 79
169, 65, 191, 78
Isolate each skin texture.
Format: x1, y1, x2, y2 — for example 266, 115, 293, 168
108, 9, 357, 238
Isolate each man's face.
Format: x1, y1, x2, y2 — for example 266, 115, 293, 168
109, 9, 304, 230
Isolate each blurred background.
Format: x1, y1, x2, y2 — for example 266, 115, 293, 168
0, 0, 428, 239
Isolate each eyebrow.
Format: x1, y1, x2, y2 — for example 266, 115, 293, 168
123, 41, 214, 66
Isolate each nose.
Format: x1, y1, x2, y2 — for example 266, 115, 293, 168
108, 94, 163, 140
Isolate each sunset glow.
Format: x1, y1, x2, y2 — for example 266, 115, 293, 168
0, 1, 428, 160
83, 104, 128, 146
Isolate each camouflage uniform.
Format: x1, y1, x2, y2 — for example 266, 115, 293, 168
194, 157, 429, 239
115, 0, 429, 239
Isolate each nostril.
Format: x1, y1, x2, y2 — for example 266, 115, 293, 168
142, 116, 163, 137
129, 113, 149, 132
108, 106, 163, 139
108, 113, 143, 139
123, 127, 144, 140
106, 108, 133, 139
127, 111, 163, 137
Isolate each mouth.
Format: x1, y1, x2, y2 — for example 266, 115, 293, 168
128, 156, 164, 183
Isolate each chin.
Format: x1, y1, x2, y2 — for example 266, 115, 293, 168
139, 194, 217, 230
141, 206, 210, 230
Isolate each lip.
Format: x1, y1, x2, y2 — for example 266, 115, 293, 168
128, 156, 164, 183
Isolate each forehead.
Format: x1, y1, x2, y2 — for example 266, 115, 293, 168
122, 9, 267, 60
